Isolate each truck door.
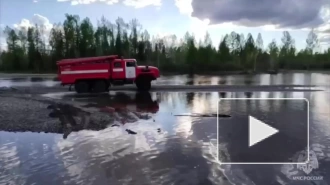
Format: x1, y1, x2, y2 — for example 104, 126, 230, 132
112, 61, 125, 79
125, 61, 136, 79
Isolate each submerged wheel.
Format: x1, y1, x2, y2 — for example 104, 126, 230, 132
74, 81, 89, 93
92, 80, 108, 93
136, 79, 151, 91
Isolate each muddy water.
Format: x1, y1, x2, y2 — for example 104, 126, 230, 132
0, 72, 330, 185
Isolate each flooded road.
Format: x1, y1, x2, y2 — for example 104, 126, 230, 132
0, 72, 330, 185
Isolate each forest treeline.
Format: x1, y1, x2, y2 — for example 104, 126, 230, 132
1, 14, 330, 74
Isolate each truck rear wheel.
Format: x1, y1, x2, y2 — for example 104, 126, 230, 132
92, 80, 108, 93
75, 81, 89, 93
136, 79, 151, 91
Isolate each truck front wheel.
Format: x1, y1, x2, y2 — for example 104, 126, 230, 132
136, 79, 151, 91
75, 81, 89, 93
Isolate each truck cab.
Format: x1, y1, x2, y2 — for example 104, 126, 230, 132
57, 55, 160, 93
111, 58, 160, 86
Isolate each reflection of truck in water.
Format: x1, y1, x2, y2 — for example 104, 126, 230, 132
56, 55, 160, 93
84, 92, 159, 114
48, 92, 159, 139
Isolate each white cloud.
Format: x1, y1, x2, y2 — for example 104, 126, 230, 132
57, 0, 160, 8
174, 0, 239, 42
174, 0, 209, 41
189, 18, 210, 41
190, 0, 329, 29
71, 0, 98, 5
13, 14, 53, 34
123, 0, 161, 8
315, 19, 330, 44
0, 40, 6, 52
13, 19, 33, 31
31, 14, 53, 32
175, 0, 193, 16
175, 0, 330, 31
260, 25, 310, 32
174, 0, 330, 47
320, 35, 330, 45
0, 24, 7, 51
105, 0, 119, 5
0, 14, 53, 51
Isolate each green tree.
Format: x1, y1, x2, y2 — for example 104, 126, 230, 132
268, 39, 279, 70
256, 33, 263, 51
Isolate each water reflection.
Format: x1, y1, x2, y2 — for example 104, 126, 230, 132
186, 92, 195, 105
244, 92, 253, 98
0, 72, 330, 185
0, 143, 22, 185
81, 92, 160, 114
0, 77, 59, 87
219, 92, 227, 98
218, 78, 227, 85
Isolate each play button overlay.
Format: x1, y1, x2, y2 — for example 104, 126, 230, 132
249, 116, 279, 147
217, 98, 309, 164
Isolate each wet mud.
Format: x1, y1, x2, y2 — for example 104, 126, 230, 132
0, 89, 155, 139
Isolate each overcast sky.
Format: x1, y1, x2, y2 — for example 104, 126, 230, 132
1, 0, 330, 51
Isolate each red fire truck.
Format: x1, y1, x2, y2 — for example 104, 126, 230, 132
56, 55, 160, 93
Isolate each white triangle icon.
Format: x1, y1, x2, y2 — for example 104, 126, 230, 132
249, 116, 279, 147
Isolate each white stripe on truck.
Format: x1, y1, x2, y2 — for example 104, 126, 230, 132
113, 68, 124, 72
61, 70, 108, 74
